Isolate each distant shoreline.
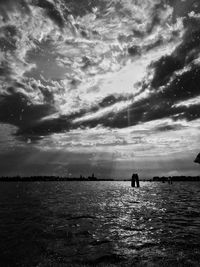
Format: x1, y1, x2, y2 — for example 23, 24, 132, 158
0, 176, 199, 182
0, 177, 115, 182
152, 176, 200, 182
0, 177, 134, 182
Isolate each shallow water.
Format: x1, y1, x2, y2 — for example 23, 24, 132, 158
0, 181, 200, 266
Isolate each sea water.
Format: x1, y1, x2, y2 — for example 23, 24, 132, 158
0, 181, 200, 266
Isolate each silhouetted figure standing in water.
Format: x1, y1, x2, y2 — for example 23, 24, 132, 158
131, 173, 140, 187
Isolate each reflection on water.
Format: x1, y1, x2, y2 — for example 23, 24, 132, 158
0, 181, 200, 266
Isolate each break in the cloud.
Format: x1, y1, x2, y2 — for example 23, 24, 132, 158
0, 0, 200, 177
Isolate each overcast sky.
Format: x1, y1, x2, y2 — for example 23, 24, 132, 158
0, 0, 200, 178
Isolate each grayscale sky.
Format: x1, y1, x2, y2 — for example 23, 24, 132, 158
0, 0, 200, 178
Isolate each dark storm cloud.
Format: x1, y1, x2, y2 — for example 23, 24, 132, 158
32, 0, 65, 28
150, 17, 200, 89
5, 54, 200, 137
32, 0, 109, 28
0, 25, 18, 52
82, 94, 131, 115
128, 46, 141, 57
0, 88, 55, 132
130, 62, 200, 123
74, 62, 200, 130
14, 94, 130, 137
76, 25, 200, 130
0, 92, 130, 138
121, 15, 200, 128
160, 67, 200, 103
1, 0, 200, 141
73, 101, 200, 131
150, 55, 183, 88
62, 0, 109, 17
0, 61, 12, 78
176, 104, 200, 121
16, 116, 71, 136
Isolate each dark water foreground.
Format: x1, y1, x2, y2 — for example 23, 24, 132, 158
1, 181, 200, 267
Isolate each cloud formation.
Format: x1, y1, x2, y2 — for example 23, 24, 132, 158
0, 0, 200, 177
0, 0, 185, 135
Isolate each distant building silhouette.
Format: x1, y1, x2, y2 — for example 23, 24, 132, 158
88, 173, 97, 180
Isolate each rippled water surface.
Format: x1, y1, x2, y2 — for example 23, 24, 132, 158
1, 181, 200, 266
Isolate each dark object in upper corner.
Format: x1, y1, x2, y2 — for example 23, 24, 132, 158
194, 153, 200, 164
